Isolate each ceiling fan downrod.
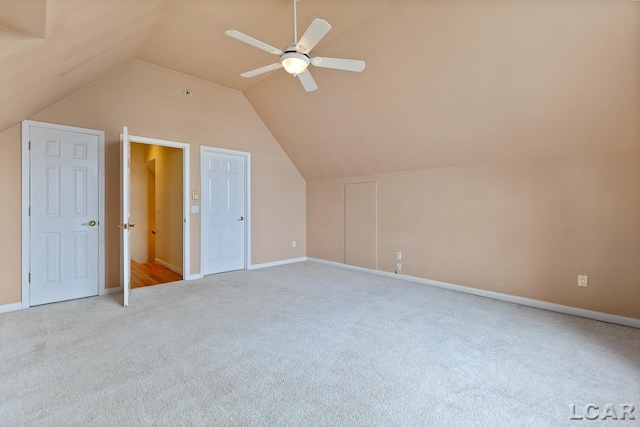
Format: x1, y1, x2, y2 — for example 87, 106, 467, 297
293, 0, 299, 44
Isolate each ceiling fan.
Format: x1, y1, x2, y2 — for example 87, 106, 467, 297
225, 0, 366, 92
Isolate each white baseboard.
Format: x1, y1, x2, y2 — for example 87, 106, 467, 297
307, 258, 640, 329
104, 286, 123, 295
248, 257, 308, 270
0, 302, 22, 314
187, 274, 204, 280
154, 258, 183, 276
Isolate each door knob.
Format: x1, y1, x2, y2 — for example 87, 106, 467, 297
238, 216, 244, 221
82, 220, 97, 226
117, 224, 129, 229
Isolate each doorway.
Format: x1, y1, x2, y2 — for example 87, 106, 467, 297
120, 128, 191, 307
129, 142, 183, 288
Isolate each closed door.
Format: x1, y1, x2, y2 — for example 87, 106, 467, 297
345, 182, 377, 269
29, 126, 100, 306
202, 151, 246, 274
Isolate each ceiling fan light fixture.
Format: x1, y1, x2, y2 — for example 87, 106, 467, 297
280, 52, 310, 75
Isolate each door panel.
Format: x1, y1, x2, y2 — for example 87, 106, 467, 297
345, 182, 377, 269
30, 126, 100, 306
72, 231, 87, 279
202, 151, 246, 275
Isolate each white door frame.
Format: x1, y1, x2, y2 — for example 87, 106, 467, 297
21, 120, 106, 309
125, 133, 191, 282
200, 146, 251, 273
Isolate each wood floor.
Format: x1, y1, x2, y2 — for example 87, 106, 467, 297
131, 260, 182, 289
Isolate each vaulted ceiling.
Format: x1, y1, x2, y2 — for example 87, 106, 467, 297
1, 0, 639, 180
138, 0, 396, 91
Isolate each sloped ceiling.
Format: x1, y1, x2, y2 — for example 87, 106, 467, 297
138, 0, 397, 91
0, 0, 171, 134
0, 0, 394, 135
1, 0, 639, 181
244, 0, 640, 180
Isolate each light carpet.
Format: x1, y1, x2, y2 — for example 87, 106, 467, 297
1, 262, 639, 426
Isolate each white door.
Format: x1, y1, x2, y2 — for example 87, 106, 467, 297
29, 126, 100, 305
121, 127, 132, 306
202, 151, 246, 274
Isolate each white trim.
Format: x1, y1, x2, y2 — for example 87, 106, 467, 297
21, 120, 106, 309
200, 146, 252, 275
307, 258, 640, 329
248, 257, 308, 270
0, 302, 23, 314
21, 122, 29, 309
187, 274, 205, 280
126, 134, 191, 281
247, 154, 252, 269
154, 258, 183, 276
97, 127, 106, 297
104, 286, 123, 295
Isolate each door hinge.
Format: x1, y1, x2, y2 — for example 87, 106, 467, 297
28, 207, 31, 216
28, 141, 31, 150
28, 273, 31, 283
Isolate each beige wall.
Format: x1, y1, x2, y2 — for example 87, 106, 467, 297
0, 125, 23, 305
308, 148, 640, 319
0, 59, 306, 306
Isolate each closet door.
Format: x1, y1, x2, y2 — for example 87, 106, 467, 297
345, 182, 377, 269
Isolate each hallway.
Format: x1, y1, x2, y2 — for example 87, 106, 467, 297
131, 261, 182, 288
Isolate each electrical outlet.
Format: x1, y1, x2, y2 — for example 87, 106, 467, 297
396, 263, 402, 273
578, 275, 588, 287
396, 251, 402, 260
292, 241, 296, 248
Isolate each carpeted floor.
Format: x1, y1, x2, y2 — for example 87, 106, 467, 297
1, 262, 638, 426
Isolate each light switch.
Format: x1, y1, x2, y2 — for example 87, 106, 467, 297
191, 205, 200, 214
191, 190, 199, 200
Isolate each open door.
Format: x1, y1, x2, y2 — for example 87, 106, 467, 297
121, 126, 131, 306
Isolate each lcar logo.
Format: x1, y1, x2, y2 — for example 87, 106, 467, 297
570, 404, 636, 421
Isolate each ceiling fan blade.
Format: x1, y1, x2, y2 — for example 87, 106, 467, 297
311, 57, 366, 72
241, 63, 283, 78
225, 29, 283, 55
296, 18, 332, 54
297, 70, 318, 92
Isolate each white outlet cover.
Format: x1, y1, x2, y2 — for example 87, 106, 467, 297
292, 241, 296, 248
397, 251, 402, 260
578, 275, 588, 287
